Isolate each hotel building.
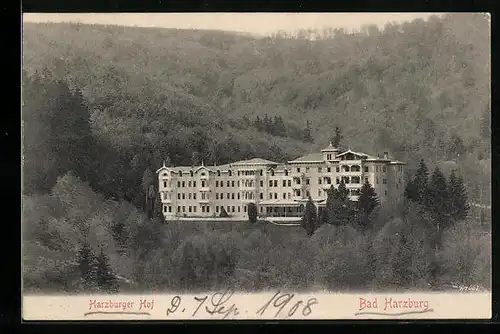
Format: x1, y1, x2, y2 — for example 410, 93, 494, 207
156, 143, 406, 220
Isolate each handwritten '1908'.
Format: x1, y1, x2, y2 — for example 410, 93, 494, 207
166, 290, 318, 319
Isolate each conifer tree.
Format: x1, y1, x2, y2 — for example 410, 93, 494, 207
301, 196, 317, 236
448, 169, 470, 221
427, 167, 450, 248
247, 203, 257, 223
76, 241, 97, 291
413, 159, 430, 205
95, 247, 119, 293
357, 180, 380, 229
332, 126, 343, 148
325, 184, 352, 227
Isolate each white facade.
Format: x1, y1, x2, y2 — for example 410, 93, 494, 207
156, 143, 406, 220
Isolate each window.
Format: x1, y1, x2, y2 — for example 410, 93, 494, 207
227, 206, 230, 212
220, 193, 224, 199
327, 154, 331, 160
365, 177, 369, 183
376, 166, 379, 172
216, 206, 219, 213
232, 181, 235, 187
285, 170, 288, 176
296, 178, 301, 185
202, 206, 205, 213
383, 179, 387, 184
238, 181, 240, 187
238, 193, 240, 199
216, 181, 219, 187
274, 193, 278, 199
179, 171, 182, 176
188, 193, 192, 199
190, 171, 194, 177
169, 206, 172, 212
318, 167, 322, 173
274, 180, 278, 187
177, 181, 181, 187
232, 193, 235, 200
189, 181, 192, 187
383, 166, 387, 172
193, 193, 197, 200
188, 206, 192, 213
326, 177, 331, 185
336, 167, 340, 172
232, 206, 235, 213
306, 178, 310, 185
216, 193, 219, 200
327, 167, 331, 172
384, 190, 387, 196
351, 176, 360, 184
288, 180, 292, 187
283, 180, 287, 187
244, 206, 247, 212
260, 170, 263, 176
201, 172, 205, 176
283, 193, 286, 199
163, 173, 167, 177
306, 190, 310, 197
318, 178, 322, 185
182, 206, 185, 212
318, 189, 322, 196
182, 181, 185, 187
271, 170, 275, 176
193, 206, 197, 213
336, 177, 339, 185
260, 193, 263, 199
193, 181, 196, 187
227, 181, 230, 187
163, 181, 167, 188
227, 193, 230, 199
206, 206, 210, 213
178, 193, 181, 200
260, 180, 264, 187
270, 180, 274, 187
217, 170, 221, 176
376, 177, 379, 184
297, 168, 301, 173
364, 166, 369, 172
177, 206, 180, 212
201, 181, 206, 187
260, 207, 263, 213
269, 193, 272, 199
228, 170, 232, 176
163, 205, 167, 213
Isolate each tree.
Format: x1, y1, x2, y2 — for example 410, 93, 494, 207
448, 134, 466, 160
141, 168, 155, 217
76, 241, 97, 291
219, 206, 229, 218
303, 120, 313, 142
247, 203, 257, 223
325, 184, 352, 227
427, 167, 451, 249
95, 247, 119, 293
448, 169, 470, 221
404, 178, 419, 202
357, 180, 380, 230
413, 159, 430, 205
332, 126, 343, 148
301, 196, 318, 236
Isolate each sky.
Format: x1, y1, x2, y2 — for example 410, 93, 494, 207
23, 13, 440, 36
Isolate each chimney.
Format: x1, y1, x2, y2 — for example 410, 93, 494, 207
383, 152, 388, 159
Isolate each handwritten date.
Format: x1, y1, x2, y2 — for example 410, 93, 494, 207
166, 290, 318, 319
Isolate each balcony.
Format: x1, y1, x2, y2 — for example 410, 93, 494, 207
322, 183, 333, 190
198, 186, 211, 192
292, 183, 302, 190
198, 198, 210, 204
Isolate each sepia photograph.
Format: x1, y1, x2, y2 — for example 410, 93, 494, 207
21, 12, 491, 320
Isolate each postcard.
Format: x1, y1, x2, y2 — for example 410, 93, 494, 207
21, 12, 491, 321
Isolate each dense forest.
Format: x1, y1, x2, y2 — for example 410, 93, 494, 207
22, 13, 491, 293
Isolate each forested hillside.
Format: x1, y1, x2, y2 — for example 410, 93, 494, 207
22, 13, 490, 205
22, 13, 491, 294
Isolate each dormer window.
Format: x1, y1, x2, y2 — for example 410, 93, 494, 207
190, 171, 194, 177
217, 170, 221, 176
284, 169, 288, 176
271, 170, 275, 176
228, 170, 232, 176
162, 173, 167, 177
201, 172, 206, 176
179, 171, 182, 176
